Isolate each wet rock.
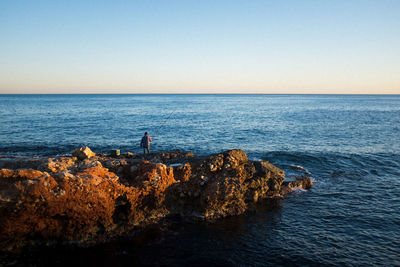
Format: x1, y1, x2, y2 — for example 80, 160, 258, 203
281, 176, 313, 194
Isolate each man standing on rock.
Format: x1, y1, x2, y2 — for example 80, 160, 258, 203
140, 132, 152, 154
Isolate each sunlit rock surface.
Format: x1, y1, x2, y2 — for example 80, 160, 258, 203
71, 146, 96, 160
0, 148, 312, 251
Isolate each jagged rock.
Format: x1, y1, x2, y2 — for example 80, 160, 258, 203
0, 149, 312, 252
72, 146, 96, 160
281, 176, 313, 194
174, 163, 192, 182
40, 157, 76, 173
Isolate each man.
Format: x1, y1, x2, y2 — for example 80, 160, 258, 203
140, 132, 152, 154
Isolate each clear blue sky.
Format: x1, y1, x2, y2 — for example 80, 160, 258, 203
1, 0, 399, 94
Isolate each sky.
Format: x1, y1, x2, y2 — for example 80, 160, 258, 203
0, 0, 399, 94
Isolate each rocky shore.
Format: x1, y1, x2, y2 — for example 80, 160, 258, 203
0, 147, 312, 252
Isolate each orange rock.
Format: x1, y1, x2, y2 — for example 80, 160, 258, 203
72, 146, 96, 160
0, 169, 15, 178
0, 149, 313, 252
40, 157, 76, 173
0, 168, 44, 179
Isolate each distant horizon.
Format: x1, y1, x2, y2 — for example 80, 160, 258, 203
1, 92, 399, 96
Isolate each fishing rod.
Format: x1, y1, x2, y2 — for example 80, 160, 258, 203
152, 109, 176, 140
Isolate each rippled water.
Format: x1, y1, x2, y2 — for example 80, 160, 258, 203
1, 94, 399, 266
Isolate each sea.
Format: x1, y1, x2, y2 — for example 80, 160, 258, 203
0, 94, 399, 266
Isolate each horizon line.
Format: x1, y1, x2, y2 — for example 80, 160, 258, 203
0, 93, 399, 96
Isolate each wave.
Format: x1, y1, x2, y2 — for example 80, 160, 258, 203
261, 150, 400, 181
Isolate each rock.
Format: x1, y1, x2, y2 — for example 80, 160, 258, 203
40, 157, 76, 173
281, 176, 313, 194
72, 146, 96, 160
110, 149, 120, 156
0, 149, 312, 252
0, 157, 43, 170
174, 163, 191, 182
87, 160, 102, 168
130, 165, 138, 172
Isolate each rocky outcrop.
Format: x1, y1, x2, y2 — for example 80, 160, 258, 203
0, 148, 312, 251
72, 146, 96, 160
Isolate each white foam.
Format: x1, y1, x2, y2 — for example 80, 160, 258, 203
290, 164, 311, 175
249, 157, 263, 161
169, 163, 183, 167
289, 187, 308, 194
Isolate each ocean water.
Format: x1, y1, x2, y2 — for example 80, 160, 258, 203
1, 94, 400, 266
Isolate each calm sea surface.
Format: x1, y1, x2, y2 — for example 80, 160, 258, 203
1, 94, 399, 266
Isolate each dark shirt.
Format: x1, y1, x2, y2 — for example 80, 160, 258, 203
140, 135, 152, 148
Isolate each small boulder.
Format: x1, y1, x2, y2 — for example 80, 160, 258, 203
72, 146, 96, 160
